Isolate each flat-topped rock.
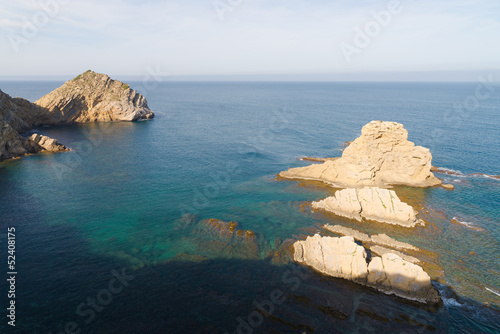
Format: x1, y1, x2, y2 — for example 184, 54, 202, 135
280, 121, 441, 188
293, 234, 368, 282
35, 70, 154, 124
323, 224, 371, 243
370, 233, 419, 251
293, 234, 440, 304
312, 187, 422, 227
322, 224, 419, 251
370, 245, 420, 264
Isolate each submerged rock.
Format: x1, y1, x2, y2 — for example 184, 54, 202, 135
441, 183, 455, 190
370, 234, 418, 251
370, 245, 420, 264
469, 173, 500, 180
293, 234, 440, 304
191, 219, 260, 259
312, 187, 422, 227
300, 157, 339, 162
323, 224, 371, 243
280, 121, 441, 188
322, 224, 419, 251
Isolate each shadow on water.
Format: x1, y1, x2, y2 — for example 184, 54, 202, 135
0, 168, 499, 334
1, 218, 499, 334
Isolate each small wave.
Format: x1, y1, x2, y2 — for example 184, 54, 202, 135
452, 217, 475, 228
431, 166, 466, 177
485, 287, 500, 297
450, 217, 486, 232
442, 296, 462, 308
470, 173, 500, 181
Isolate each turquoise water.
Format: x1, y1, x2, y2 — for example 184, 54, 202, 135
0, 81, 499, 333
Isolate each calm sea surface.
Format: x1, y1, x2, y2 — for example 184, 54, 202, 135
0, 82, 499, 333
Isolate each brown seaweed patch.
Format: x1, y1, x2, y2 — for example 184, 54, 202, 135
356, 308, 390, 323
317, 305, 349, 320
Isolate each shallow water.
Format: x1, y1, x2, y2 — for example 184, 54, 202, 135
0, 81, 499, 333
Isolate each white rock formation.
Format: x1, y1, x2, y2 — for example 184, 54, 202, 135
366, 252, 435, 302
312, 187, 422, 227
293, 234, 368, 282
293, 234, 440, 304
280, 121, 441, 188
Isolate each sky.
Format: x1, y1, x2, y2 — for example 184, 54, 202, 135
0, 0, 499, 81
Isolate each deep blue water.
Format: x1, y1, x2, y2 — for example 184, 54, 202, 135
0, 81, 499, 333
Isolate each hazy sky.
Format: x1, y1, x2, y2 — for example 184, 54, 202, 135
1, 0, 499, 80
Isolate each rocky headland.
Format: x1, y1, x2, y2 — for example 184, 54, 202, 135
293, 234, 440, 305
0, 70, 154, 161
280, 121, 441, 188
312, 187, 423, 227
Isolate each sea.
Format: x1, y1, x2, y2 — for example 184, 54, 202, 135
0, 81, 499, 333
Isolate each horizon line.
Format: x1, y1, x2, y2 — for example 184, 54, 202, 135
1, 70, 498, 83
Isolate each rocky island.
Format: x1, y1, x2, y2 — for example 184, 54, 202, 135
278, 121, 445, 304
312, 187, 423, 227
0, 70, 154, 161
280, 121, 441, 188
293, 234, 440, 305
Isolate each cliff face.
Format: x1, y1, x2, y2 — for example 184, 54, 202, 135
0, 70, 155, 161
280, 121, 441, 188
34, 70, 154, 124
0, 90, 65, 159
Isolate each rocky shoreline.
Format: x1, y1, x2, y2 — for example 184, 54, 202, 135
0, 70, 154, 161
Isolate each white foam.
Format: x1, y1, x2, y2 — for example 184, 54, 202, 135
442, 296, 462, 308
452, 217, 476, 228
435, 167, 466, 176
485, 287, 500, 297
